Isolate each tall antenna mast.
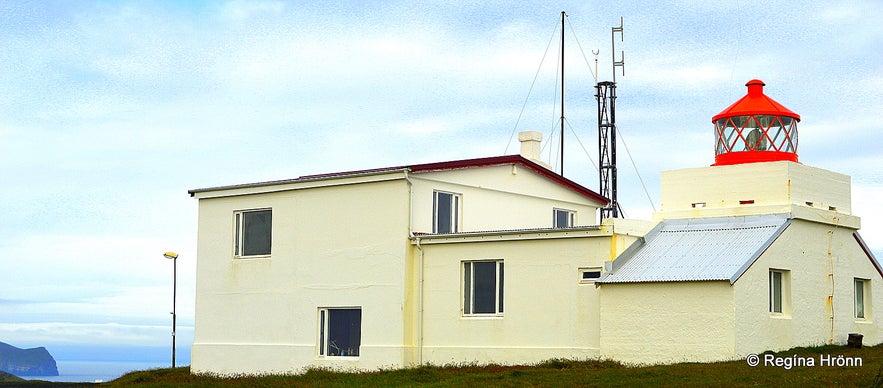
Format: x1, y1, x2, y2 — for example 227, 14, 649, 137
559, 11, 566, 177
611, 17, 624, 82
597, 17, 624, 220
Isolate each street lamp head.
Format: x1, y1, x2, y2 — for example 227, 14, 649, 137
163, 251, 179, 260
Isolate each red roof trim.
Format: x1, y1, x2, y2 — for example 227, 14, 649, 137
409, 155, 609, 204
299, 155, 607, 204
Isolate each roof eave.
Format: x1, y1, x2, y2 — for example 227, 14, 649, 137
413, 155, 607, 205
188, 168, 409, 197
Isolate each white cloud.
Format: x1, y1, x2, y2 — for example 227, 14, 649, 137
0, 322, 192, 348
853, 184, 883, 250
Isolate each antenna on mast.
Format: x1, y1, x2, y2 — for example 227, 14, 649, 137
559, 11, 566, 177
592, 49, 600, 85
597, 17, 624, 220
611, 17, 624, 82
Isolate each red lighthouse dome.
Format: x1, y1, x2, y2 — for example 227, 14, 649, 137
712, 79, 800, 165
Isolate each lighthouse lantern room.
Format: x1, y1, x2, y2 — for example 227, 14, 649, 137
713, 79, 800, 166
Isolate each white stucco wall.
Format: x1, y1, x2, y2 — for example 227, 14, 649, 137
190, 163, 610, 375
191, 179, 413, 374
599, 281, 736, 364
416, 232, 620, 365
657, 161, 854, 222
409, 165, 602, 234
734, 220, 882, 356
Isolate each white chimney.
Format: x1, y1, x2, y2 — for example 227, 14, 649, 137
518, 131, 553, 170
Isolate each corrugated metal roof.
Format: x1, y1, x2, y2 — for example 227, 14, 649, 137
597, 214, 790, 284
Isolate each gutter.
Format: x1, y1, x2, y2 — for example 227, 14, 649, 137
188, 168, 411, 197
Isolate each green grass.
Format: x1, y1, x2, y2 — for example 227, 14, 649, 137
93, 344, 882, 387
0, 370, 24, 382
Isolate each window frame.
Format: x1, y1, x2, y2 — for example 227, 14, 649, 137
462, 260, 504, 317
433, 190, 461, 234
553, 208, 576, 228
855, 278, 869, 320
233, 208, 273, 258
317, 307, 362, 358
769, 269, 790, 316
579, 267, 603, 284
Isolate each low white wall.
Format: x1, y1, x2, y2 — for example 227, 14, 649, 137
599, 281, 736, 364
191, 343, 412, 375
419, 236, 610, 366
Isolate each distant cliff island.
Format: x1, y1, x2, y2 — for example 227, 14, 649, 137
0, 341, 59, 377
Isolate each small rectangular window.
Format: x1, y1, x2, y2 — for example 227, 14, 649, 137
234, 209, 272, 257
855, 278, 868, 319
463, 260, 504, 316
553, 208, 575, 228
579, 267, 602, 283
318, 308, 362, 357
769, 269, 790, 315
433, 191, 461, 234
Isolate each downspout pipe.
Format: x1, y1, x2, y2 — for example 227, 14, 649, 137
415, 236, 425, 366
404, 170, 424, 365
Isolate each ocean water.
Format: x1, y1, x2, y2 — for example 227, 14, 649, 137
22, 360, 170, 383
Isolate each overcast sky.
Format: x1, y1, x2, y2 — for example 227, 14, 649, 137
2, 0, 881, 362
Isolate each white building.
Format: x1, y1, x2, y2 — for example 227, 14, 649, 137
188, 80, 880, 374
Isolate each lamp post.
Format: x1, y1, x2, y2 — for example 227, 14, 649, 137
163, 251, 179, 368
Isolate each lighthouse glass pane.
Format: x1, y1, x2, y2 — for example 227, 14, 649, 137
767, 116, 786, 151
746, 128, 769, 151
780, 117, 797, 152
740, 117, 761, 151
715, 119, 731, 155
716, 118, 741, 154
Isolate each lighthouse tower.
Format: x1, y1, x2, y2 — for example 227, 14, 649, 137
598, 80, 880, 363
654, 80, 857, 227
713, 80, 800, 166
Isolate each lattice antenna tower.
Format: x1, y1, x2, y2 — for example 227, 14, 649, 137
596, 17, 624, 220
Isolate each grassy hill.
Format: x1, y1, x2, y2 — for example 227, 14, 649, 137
0, 370, 24, 381
101, 344, 883, 387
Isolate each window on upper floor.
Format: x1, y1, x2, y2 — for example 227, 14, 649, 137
769, 269, 790, 316
554, 208, 576, 228
855, 278, 869, 320
463, 260, 504, 316
234, 209, 272, 258
433, 190, 461, 234
318, 307, 362, 357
